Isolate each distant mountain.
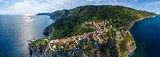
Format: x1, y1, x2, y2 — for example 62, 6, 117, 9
49, 9, 70, 20
32, 5, 156, 57
37, 13, 50, 15
37, 9, 69, 20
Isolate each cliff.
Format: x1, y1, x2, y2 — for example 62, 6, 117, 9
30, 5, 156, 57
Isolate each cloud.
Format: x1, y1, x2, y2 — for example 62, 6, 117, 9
145, 1, 160, 6
9, 0, 78, 14
0, 0, 9, 4
0, 0, 144, 14
8, 0, 90, 14
10, 0, 51, 14
142, 1, 160, 13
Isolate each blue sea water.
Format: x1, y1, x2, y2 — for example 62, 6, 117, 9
130, 15, 160, 57
0, 15, 54, 57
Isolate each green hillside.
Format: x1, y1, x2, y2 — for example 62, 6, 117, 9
45, 5, 155, 39
31, 5, 156, 57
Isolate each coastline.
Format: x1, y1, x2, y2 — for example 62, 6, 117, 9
29, 5, 157, 57
128, 15, 157, 56
128, 15, 157, 30
28, 15, 157, 57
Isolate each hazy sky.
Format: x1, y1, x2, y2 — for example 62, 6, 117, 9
0, 0, 160, 14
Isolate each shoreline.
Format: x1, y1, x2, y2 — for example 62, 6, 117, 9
128, 15, 157, 56
128, 15, 157, 30
29, 13, 157, 56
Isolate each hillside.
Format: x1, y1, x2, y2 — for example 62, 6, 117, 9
44, 5, 155, 38
30, 5, 156, 57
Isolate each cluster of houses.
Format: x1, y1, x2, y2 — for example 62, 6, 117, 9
49, 20, 109, 51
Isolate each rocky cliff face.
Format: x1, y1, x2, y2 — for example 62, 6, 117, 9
30, 5, 156, 57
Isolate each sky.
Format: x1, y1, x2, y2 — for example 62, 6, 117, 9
0, 0, 160, 14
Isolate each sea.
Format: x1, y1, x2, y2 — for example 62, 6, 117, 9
131, 15, 160, 57
0, 15, 54, 57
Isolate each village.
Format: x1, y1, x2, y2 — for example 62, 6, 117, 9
48, 20, 110, 52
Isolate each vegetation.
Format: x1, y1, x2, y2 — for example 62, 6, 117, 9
120, 38, 127, 53
103, 29, 115, 40
49, 9, 69, 19
31, 5, 156, 57
70, 26, 96, 37
125, 32, 134, 41
45, 5, 156, 39
120, 32, 134, 53
32, 38, 47, 48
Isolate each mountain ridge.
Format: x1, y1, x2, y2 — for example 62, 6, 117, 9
43, 5, 156, 38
